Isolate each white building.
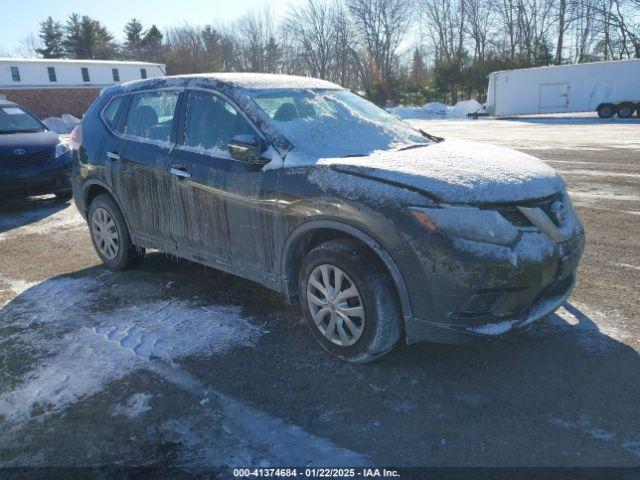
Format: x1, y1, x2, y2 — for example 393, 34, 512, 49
0, 58, 166, 118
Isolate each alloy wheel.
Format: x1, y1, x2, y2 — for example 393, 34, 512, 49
306, 264, 365, 347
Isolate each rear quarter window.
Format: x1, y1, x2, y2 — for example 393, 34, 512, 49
102, 96, 125, 133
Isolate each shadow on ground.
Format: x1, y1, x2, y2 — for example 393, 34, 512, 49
0, 195, 69, 234
0, 254, 639, 467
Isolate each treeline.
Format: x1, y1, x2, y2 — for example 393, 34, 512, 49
28, 0, 640, 105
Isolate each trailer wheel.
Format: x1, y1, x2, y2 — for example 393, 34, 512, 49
636, 104, 640, 117
617, 102, 635, 119
597, 103, 616, 119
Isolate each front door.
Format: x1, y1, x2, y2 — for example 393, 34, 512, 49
115, 89, 180, 251
167, 89, 280, 283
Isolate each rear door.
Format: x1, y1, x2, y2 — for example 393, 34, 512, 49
539, 83, 570, 110
115, 89, 180, 250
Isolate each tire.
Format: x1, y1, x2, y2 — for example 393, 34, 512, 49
298, 239, 402, 364
88, 194, 144, 270
636, 105, 640, 117
617, 102, 635, 119
597, 103, 616, 119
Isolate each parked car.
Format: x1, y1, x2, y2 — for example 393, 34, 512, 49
72, 74, 585, 363
0, 99, 72, 200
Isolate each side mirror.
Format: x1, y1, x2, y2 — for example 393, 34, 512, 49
228, 135, 269, 166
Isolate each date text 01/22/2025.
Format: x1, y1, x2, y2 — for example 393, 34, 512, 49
232, 468, 401, 478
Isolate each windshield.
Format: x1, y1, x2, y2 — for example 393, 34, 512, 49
250, 89, 430, 158
0, 106, 45, 133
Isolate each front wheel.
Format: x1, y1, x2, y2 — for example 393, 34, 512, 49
299, 239, 402, 364
88, 194, 144, 270
597, 103, 616, 119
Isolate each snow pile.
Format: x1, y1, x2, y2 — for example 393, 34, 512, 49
42, 113, 80, 134
390, 99, 486, 120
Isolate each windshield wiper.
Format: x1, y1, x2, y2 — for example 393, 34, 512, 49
397, 143, 432, 152
419, 129, 444, 142
0, 129, 42, 134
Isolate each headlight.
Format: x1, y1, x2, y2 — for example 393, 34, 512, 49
409, 206, 519, 245
55, 141, 70, 158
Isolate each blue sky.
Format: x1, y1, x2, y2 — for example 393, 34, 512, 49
1, 0, 304, 54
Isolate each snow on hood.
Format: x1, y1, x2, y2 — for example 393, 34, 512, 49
314, 139, 565, 204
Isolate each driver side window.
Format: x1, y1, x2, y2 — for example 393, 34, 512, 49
182, 90, 253, 157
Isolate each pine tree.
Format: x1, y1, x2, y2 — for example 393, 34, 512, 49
124, 18, 144, 59
265, 36, 281, 73
141, 25, 163, 62
36, 17, 64, 58
63, 13, 84, 58
411, 48, 426, 81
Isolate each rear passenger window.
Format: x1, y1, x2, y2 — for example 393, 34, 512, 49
182, 91, 253, 156
103, 96, 124, 132
124, 91, 178, 142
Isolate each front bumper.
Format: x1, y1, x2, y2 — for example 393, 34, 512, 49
0, 155, 72, 200
404, 272, 576, 344
400, 222, 585, 344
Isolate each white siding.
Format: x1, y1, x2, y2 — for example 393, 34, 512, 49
0, 59, 165, 89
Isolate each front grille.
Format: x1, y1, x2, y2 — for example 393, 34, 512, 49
498, 206, 532, 227
498, 192, 563, 228
0, 149, 52, 167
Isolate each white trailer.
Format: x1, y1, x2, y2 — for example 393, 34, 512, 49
486, 59, 640, 118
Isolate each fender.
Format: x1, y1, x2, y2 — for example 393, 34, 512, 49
280, 219, 413, 320
82, 179, 134, 236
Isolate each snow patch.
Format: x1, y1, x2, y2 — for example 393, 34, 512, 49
42, 114, 80, 134
0, 277, 263, 423
390, 100, 485, 120
112, 393, 153, 418
468, 320, 518, 336
0, 205, 85, 242
315, 139, 564, 203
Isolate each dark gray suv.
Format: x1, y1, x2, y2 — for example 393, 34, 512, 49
72, 74, 584, 363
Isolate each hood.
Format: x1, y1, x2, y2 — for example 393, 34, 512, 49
0, 130, 59, 156
318, 139, 565, 204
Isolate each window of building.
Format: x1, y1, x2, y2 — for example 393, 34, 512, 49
140, 68, 147, 79
47, 67, 57, 82
10, 66, 20, 82
81, 67, 90, 82
124, 90, 179, 142
112, 68, 120, 82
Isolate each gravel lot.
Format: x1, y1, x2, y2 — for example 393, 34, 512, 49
0, 115, 639, 470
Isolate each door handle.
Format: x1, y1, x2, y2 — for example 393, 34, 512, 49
106, 151, 120, 161
169, 166, 191, 179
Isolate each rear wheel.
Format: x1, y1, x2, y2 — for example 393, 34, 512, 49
617, 102, 635, 119
88, 194, 144, 270
597, 103, 616, 119
299, 239, 402, 364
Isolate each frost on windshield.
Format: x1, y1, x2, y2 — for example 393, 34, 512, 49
250, 89, 429, 161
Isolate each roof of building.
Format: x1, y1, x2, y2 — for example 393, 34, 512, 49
0, 58, 164, 67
